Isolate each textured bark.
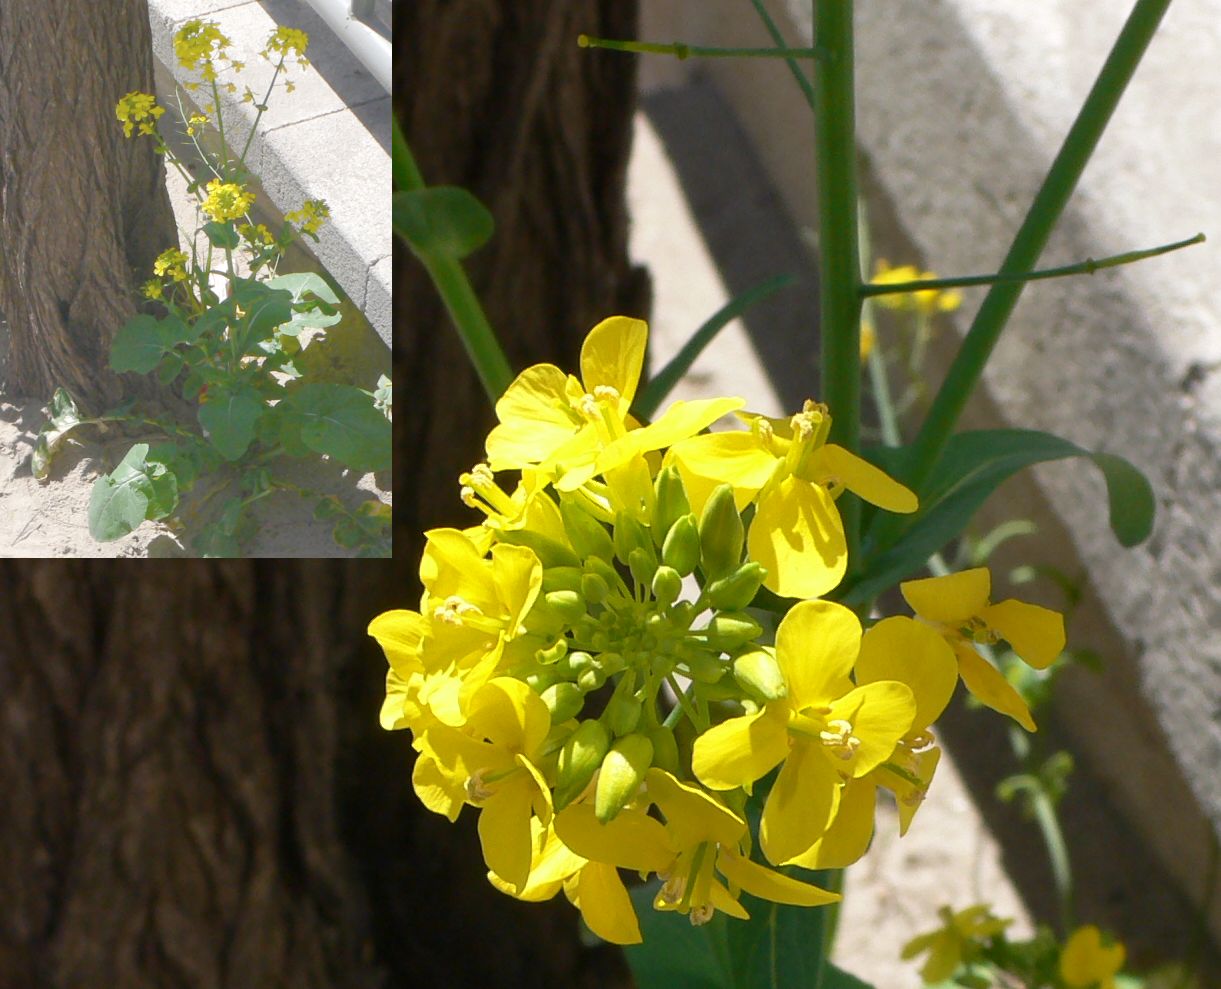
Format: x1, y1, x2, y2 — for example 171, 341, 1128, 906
0, 560, 396, 989
0, 0, 175, 404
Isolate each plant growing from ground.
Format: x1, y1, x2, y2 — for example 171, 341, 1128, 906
34, 19, 391, 557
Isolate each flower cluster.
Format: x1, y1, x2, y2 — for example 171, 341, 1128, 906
286, 198, 330, 237
371, 317, 1065, 943
201, 179, 257, 223
115, 91, 164, 138
173, 19, 241, 85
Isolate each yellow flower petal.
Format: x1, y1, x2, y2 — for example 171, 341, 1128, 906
953, 642, 1036, 732
980, 599, 1065, 669
894, 746, 940, 836
486, 363, 578, 470
774, 599, 859, 711
598, 397, 745, 477
827, 681, 915, 777
489, 819, 584, 901
646, 769, 746, 850
750, 476, 847, 599
856, 616, 958, 730
580, 315, 647, 407
368, 609, 427, 677
1060, 925, 1125, 987
760, 744, 840, 865
477, 776, 536, 893
901, 567, 991, 625
465, 677, 551, 756
717, 847, 841, 906
814, 444, 917, 513
692, 707, 790, 790
788, 776, 876, 870
668, 431, 777, 513
576, 861, 642, 944
553, 804, 674, 874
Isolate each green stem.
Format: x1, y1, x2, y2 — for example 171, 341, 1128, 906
238, 56, 285, 165
813, 0, 862, 571
748, 0, 817, 111
577, 34, 826, 61
392, 116, 424, 190
860, 232, 1204, 298
902, 0, 1177, 496
1031, 781, 1075, 934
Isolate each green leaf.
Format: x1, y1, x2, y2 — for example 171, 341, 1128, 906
821, 963, 876, 989
624, 881, 734, 989
636, 273, 795, 420
193, 523, 241, 558
144, 463, 179, 521
232, 278, 294, 350
394, 186, 494, 261
197, 382, 264, 461
88, 443, 156, 541
203, 220, 240, 249
110, 315, 170, 373
31, 388, 86, 480
847, 429, 1156, 605
264, 272, 342, 334
280, 383, 390, 472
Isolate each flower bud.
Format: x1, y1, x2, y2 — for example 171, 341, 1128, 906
584, 556, 625, 598
651, 565, 683, 608
698, 483, 743, 579
605, 689, 643, 736
554, 719, 612, 810
596, 651, 626, 677
559, 650, 593, 678
498, 529, 580, 569
595, 733, 654, 823
560, 498, 614, 562
662, 513, 701, 576
683, 648, 726, 684
542, 566, 585, 594
733, 648, 788, 702
652, 464, 691, 545
698, 611, 763, 651
577, 666, 605, 692
581, 571, 609, 604
541, 681, 585, 722
628, 546, 657, 590
613, 511, 653, 568
535, 638, 568, 665
706, 561, 767, 611
645, 724, 680, 775
544, 590, 586, 624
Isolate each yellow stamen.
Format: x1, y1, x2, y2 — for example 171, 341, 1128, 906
819, 718, 861, 760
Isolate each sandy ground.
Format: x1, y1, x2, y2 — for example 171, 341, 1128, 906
0, 156, 390, 558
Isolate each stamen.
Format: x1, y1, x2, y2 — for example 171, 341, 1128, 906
689, 904, 715, 926
964, 616, 998, 645
660, 874, 685, 905
435, 595, 482, 625
819, 718, 861, 760
465, 770, 495, 803
592, 385, 621, 403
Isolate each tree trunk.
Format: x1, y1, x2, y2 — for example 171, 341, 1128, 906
0, 0, 175, 405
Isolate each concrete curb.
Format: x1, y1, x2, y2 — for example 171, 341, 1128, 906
147, 0, 391, 346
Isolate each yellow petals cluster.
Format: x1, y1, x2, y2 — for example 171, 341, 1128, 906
201, 179, 256, 223
263, 26, 310, 65
173, 19, 234, 82
286, 198, 329, 236
114, 91, 164, 138
372, 316, 1067, 945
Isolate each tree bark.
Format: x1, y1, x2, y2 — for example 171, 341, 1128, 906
0, 0, 175, 405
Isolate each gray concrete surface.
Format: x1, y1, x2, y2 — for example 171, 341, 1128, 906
637, 0, 1221, 968
147, 0, 391, 344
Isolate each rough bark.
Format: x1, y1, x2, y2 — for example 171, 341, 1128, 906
0, 0, 175, 404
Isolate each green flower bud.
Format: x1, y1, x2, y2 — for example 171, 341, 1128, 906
645, 724, 680, 775
542, 566, 585, 594
698, 483, 743, 579
596, 651, 626, 677
595, 734, 654, 823
733, 648, 788, 702
613, 511, 653, 568
560, 498, 614, 562
497, 528, 579, 569
683, 648, 726, 683
605, 689, 643, 736
628, 546, 657, 590
545, 590, 586, 624
523, 667, 560, 692
669, 600, 697, 630
554, 719, 612, 810
541, 681, 585, 722
652, 464, 691, 545
651, 565, 683, 608
522, 599, 564, 637
706, 561, 768, 611
581, 571, 610, 604
559, 650, 593, 678
535, 638, 568, 665
698, 611, 763, 651
577, 666, 605, 692
585, 556, 627, 599
662, 513, 701, 576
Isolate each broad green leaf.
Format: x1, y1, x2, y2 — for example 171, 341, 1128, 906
847, 430, 1156, 605
724, 889, 835, 989
193, 522, 241, 558
110, 315, 170, 373
88, 443, 155, 541
625, 881, 735, 989
821, 963, 875, 989
280, 383, 390, 473
232, 278, 294, 350
32, 388, 86, 480
197, 382, 264, 461
395, 186, 494, 261
144, 463, 179, 521
203, 220, 240, 249
264, 272, 343, 335
48, 387, 82, 431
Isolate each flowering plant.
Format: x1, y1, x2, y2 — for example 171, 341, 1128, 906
36, 20, 390, 556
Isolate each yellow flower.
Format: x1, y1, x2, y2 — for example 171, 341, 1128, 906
142, 279, 164, 300
263, 26, 310, 64
692, 600, 916, 865
668, 400, 916, 599
173, 19, 232, 81
114, 91, 164, 138
1060, 925, 1125, 989
902, 904, 1012, 984
285, 198, 330, 235
184, 112, 209, 137
201, 179, 256, 223
872, 259, 962, 315
901, 567, 1065, 731
152, 247, 190, 282
486, 316, 741, 493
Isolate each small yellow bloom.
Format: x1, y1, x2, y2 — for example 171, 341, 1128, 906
152, 247, 190, 282
114, 91, 164, 138
263, 26, 310, 62
902, 904, 1012, 984
173, 19, 232, 81
201, 179, 257, 223
1060, 925, 1125, 989
872, 259, 963, 315
142, 279, 164, 300
285, 198, 330, 235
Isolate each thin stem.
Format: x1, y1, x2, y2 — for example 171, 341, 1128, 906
238, 56, 286, 164
902, 0, 1178, 497
860, 232, 1204, 297
748, 0, 817, 111
813, 0, 862, 571
392, 116, 424, 190
577, 34, 826, 61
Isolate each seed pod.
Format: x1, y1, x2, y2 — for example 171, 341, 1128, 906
595, 734, 654, 823
554, 719, 612, 810
698, 483, 743, 579
706, 561, 768, 611
698, 611, 763, 651
651, 565, 683, 608
652, 464, 691, 545
541, 681, 585, 722
560, 498, 615, 562
733, 648, 788, 702
662, 513, 701, 576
